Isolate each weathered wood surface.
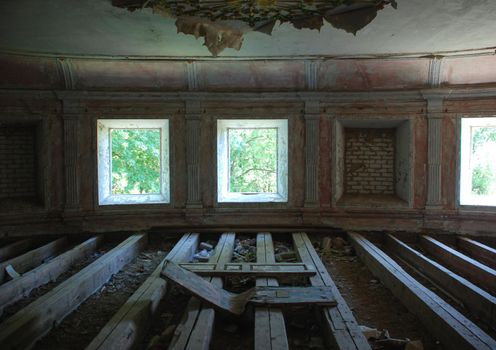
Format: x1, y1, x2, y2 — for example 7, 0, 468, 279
385, 234, 496, 328
86, 233, 199, 350
457, 236, 496, 270
0, 235, 103, 316
255, 232, 288, 350
421, 235, 496, 292
349, 232, 496, 350
0, 237, 68, 283
0, 233, 147, 350
179, 262, 315, 277
168, 232, 235, 350
0, 239, 34, 262
292, 232, 370, 350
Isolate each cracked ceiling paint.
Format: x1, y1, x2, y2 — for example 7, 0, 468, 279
0, 0, 495, 58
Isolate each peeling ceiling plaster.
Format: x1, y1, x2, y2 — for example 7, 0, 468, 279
0, 0, 495, 58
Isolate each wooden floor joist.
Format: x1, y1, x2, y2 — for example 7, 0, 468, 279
86, 233, 200, 350
254, 232, 288, 350
385, 234, 496, 328
349, 232, 496, 350
0, 233, 147, 350
168, 232, 235, 350
457, 236, 496, 270
292, 233, 370, 350
0, 235, 104, 316
0, 236, 68, 283
420, 235, 496, 292
0, 239, 34, 262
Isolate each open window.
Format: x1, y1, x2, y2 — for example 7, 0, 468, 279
460, 117, 496, 207
97, 119, 169, 205
217, 119, 288, 203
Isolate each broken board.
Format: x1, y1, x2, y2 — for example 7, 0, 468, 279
161, 260, 336, 316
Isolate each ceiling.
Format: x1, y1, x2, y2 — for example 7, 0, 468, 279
0, 0, 495, 58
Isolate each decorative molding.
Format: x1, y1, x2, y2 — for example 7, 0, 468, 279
304, 100, 320, 207
62, 100, 82, 210
186, 62, 199, 91
56, 58, 76, 90
185, 100, 202, 208
304, 60, 319, 91
428, 57, 443, 88
425, 97, 444, 208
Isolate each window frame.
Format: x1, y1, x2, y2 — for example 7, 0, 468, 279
97, 119, 170, 206
217, 119, 288, 203
459, 117, 496, 207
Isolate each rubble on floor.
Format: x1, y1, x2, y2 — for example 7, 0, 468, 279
191, 240, 216, 262
232, 237, 256, 262
360, 325, 424, 350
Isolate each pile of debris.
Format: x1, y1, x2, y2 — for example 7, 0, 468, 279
191, 241, 216, 262
361, 326, 424, 350
232, 237, 256, 262
315, 236, 354, 259
274, 241, 297, 262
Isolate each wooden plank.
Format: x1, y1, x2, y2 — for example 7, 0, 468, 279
0, 237, 68, 283
179, 262, 315, 277
168, 232, 235, 350
0, 235, 104, 316
0, 233, 147, 350
255, 232, 288, 350
421, 235, 496, 292
386, 234, 496, 328
292, 232, 370, 350
0, 239, 34, 262
86, 233, 199, 350
458, 236, 496, 270
349, 232, 496, 350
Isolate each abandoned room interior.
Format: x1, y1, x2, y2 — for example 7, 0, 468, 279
0, 0, 496, 349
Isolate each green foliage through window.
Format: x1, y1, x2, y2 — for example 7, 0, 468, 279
471, 126, 496, 196
228, 128, 277, 193
111, 129, 161, 194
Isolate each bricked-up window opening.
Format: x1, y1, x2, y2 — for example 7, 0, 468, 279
111, 129, 161, 195
98, 119, 169, 205
228, 128, 277, 193
460, 117, 496, 206
217, 120, 288, 203
0, 126, 39, 204
344, 128, 395, 195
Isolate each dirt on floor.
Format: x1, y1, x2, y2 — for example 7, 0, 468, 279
311, 234, 443, 350
34, 239, 173, 350
0, 240, 117, 323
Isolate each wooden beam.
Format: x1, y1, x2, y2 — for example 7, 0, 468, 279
0, 237, 68, 283
0, 233, 147, 350
255, 232, 288, 350
178, 262, 315, 277
86, 233, 199, 350
168, 232, 235, 350
420, 235, 496, 292
0, 235, 104, 316
0, 239, 34, 262
457, 236, 496, 270
385, 234, 496, 328
349, 232, 496, 350
292, 232, 370, 350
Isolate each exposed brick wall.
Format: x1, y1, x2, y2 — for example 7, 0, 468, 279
0, 126, 38, 200
344, 128, 395, 195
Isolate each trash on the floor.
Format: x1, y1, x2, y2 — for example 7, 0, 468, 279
360, 324, 424, 350
232, 238, 257, 262
4, 265, 20, 280
360, 325, 381, 340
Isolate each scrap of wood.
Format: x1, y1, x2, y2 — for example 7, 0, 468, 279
178, 262, 316, 277
349, 232, 496, 350
161, 260, 335, 316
